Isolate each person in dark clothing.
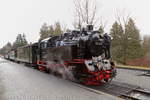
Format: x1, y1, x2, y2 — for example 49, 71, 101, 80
103, 33, 111, 59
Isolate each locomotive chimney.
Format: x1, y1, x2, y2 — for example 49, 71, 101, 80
87, 25, 93, 31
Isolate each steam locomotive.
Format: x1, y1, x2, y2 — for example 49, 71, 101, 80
5, 25, 116, 85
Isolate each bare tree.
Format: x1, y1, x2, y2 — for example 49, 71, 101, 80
73, 0, 97, 29
114, 9, 132, 30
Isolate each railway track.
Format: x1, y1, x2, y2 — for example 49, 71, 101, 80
74, 81, 150, 100
0, 61, 9, 64
139, 72, 150, 77
120, 88, 150, 100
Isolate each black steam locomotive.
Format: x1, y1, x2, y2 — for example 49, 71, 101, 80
5, 25, 116, 85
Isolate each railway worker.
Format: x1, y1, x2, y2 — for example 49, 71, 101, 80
103, 33, 111, 59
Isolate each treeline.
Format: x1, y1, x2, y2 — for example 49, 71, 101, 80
39, 22, 71, 40
110, 18, 142, 64
82, 17, 149, 65
110, 18, 150, 65
0, 34, 28, 55
0, 0, 149, 66
0, 18, 150, 66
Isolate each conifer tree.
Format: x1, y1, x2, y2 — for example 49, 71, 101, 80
39, 23, 49, 40
110, 18, 142, 64
12, 34, 28, 49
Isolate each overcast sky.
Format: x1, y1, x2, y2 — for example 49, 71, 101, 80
0, 0, 150, 48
